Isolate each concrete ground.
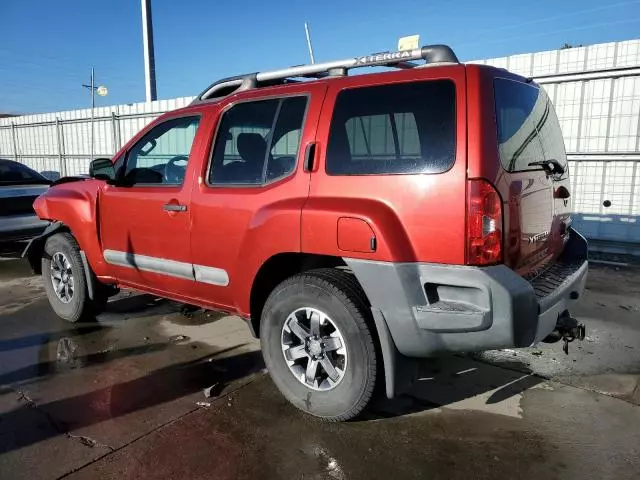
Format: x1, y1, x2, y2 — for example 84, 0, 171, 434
1, 243, 639, 480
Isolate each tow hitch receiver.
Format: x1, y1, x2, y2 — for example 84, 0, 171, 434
543, 311, 586, 354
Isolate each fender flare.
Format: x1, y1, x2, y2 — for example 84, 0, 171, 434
21, 221, 97, 300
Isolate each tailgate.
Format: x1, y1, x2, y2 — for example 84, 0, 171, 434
493, 77, 570, 276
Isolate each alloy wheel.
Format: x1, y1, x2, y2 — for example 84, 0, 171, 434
281, 307, 347, 391
50, 252, 74, 304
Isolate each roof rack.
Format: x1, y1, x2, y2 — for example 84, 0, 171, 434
193, 44, 459, 102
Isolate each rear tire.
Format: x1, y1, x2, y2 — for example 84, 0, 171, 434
260, 268, 377, 421
41, 233, 107, 322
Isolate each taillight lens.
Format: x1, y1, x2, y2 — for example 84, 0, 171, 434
466, 178, 503, 266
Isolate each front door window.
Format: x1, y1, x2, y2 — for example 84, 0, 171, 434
123, 116, 200, 185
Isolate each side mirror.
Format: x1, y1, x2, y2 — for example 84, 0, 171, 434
89, 158, 116, 181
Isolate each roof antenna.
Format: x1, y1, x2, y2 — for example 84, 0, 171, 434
304, 22, 316, 64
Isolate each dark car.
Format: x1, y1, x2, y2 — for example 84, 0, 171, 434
0, 158, 51, 242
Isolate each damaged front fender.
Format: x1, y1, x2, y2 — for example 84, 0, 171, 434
22, 221, 68, 274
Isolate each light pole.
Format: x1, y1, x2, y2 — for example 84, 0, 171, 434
82, 68, 96, 160
82, 68, 108, 160
141, 0, 157, 102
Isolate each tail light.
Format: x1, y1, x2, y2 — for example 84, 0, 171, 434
466, 178, 503, 266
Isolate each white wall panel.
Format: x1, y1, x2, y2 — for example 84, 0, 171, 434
608, 77, 640, 152
616, 39, 640, 67
553, 82, 582, 152
508, 53, 533, 77
581, 79, 612, 152
558, 46, 587, 73
602, 161, 636, 215
586, 42, 616, 70
572, 161, 605, 214
532, 50, 558, 76
484, 56, 508, 69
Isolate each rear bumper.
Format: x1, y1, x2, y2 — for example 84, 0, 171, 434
0, 214, 49, 242
345, 228, 588, 357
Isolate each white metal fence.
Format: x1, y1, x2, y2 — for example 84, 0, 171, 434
469, 39, 640, 253
1, 39, 640, 253
0, 96, 195, 178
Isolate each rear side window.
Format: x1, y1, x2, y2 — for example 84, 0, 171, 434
209, 96, 307, 185
326, 80, 456, 175
494, 78, 567, 173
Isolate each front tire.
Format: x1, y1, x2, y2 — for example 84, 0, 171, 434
42, 233, 106, 322
260, 268, 377, 421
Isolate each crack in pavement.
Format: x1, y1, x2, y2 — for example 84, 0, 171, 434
10, 386, 116, 452
56, 374, 261, 479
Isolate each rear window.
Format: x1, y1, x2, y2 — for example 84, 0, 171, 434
326, 80, 456, 175
494, 78, 567, 173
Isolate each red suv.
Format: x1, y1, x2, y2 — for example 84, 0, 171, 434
25, 44, 588, 420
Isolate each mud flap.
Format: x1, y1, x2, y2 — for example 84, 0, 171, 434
371, 307, 420, 399
79, 250, 96, 300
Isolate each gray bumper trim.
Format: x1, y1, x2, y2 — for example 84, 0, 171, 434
345, 230, 588, 358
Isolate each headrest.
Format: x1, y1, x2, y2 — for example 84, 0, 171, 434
237, 133, 267, 165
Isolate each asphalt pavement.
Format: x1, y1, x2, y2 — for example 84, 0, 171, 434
1, 244, 639, 479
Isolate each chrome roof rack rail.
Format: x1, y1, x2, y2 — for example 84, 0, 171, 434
193, 44, 458, 103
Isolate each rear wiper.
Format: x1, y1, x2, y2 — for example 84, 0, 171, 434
528, 159, 565, 175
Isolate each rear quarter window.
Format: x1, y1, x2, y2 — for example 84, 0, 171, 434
326, 80, 456, 175
494, 78, 567, 173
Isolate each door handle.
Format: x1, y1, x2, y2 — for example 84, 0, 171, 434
304, 142, 317, 172
163, 203, 187, 212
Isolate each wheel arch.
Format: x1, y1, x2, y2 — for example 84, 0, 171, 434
248, 252, 346, 337
22, 221, 70, 274
248, 253, 414, 400
23, 223, 103, 301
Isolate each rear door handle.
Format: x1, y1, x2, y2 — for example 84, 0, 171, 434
304, 142, 317, 172
163, 203, 187, 212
